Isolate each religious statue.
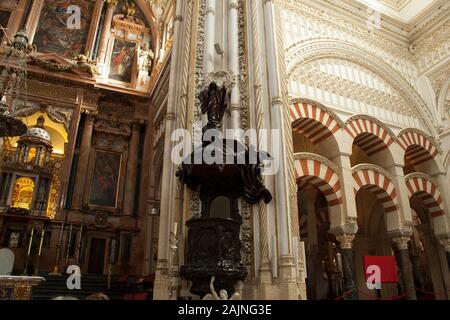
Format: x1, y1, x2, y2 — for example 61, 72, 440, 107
199, 82, 229, 132
203, 276, 241, 300
73, 52, 98, 76
139, 42, 155, 74
124, 0, 137, 18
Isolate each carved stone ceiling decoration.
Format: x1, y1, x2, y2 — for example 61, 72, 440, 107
145, 0, 171, 22
429, 63, 450, 98
356, 0, 439, 23
290, 57, 421, 126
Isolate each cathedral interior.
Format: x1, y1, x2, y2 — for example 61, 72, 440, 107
0, 0, 449, 301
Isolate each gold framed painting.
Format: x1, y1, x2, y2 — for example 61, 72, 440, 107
108, 37, 137, 84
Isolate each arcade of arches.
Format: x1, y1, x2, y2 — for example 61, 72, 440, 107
0, 0, 449, 300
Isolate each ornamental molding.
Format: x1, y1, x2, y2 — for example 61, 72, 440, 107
13, 102, 73, 132
94, 120, 132, 137
278, 0, 411, 58
203, 70, 237, 90
285, 39, 437, 136
352, 163, 394, 181
291, 57, 418, 120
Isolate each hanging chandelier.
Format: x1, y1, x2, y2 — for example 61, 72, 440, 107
0, 29, 35, 138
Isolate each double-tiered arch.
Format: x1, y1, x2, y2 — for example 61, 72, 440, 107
405, 173, 445, 218
352, 164, 398, 214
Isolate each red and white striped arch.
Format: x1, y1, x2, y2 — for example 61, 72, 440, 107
291, 101, 341, 144
346, 117, 395, 156
294, 158, 342, 207
405, 175, 445, 218
352, 168, 398, 213
398, 131, 439, 166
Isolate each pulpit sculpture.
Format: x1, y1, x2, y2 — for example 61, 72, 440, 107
178, 81, 272, 297
203, 276, 241, 300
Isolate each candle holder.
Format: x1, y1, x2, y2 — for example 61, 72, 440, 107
168, 230, 178, 299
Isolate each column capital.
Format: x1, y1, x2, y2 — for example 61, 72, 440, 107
104, 0, 118, 9
229, 0, 239, 10
438, 238, 450, 252
392, 236, 411, 250
85, 114, 96, 125
336, 234, 355, 249
131, 122, 141, 132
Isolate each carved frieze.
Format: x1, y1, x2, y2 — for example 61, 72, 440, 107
93, 132, 128, 152
94, 120, 131, 136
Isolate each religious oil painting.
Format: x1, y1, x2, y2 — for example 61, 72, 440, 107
109, 38, 136, 83
89, 151, 121, 208
34, 0, 95, 58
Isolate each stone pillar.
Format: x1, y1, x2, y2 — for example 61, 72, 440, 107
439, 238, 450, 275
202, 0, 216, 127
303, 186, 318, 299
336, 233, 358, 300
390, 165, 413, 230
72, 115, 95, 210
261, 1, 298, 298
97, 0, 118, 63
153, 0, 184, 300
393, 236, 417, 300
228, 0, 240, 134
123, 123, 141, 215
333, 154, 358, 227
204, 0, 216, 75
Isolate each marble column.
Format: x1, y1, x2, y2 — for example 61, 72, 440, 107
333, 153, 358, 226
123, 123, 141, 215
390, 165, 413, 229
306, 247, 318, 299
204, 0, 216, 75
72, 115, 95, 210
336, 234, 358, 300
153, 0, 184, 300
393, 236, 417, 300
97, 0, 118, 63
202, 0, 216, 127
228, 0, 240, 134
439, 238, 450, 275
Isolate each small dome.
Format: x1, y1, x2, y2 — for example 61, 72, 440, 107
18, 116, 52, 147
24, 127, 51, 142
